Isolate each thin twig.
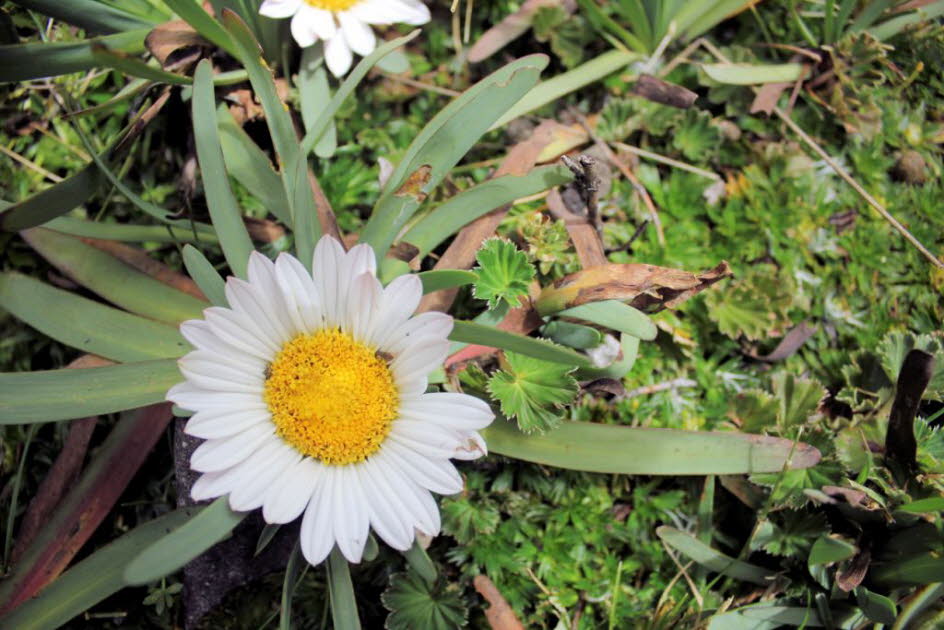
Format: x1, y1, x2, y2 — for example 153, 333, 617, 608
525, 566, 573, 629
569, 108, 666, 246
561, 154, 600, 228
613, 141, 721, 180
379, 72, 462, 97
0, 145, 63, 182
661, 545, 704, 609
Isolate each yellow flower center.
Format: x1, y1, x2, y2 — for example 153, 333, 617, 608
304, 0, 360, 11
264, 329, 399, 465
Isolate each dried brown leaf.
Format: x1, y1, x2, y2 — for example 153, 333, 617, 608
633, 74, 698, 108
473, 575, 525, 630
145, 19, 206, 68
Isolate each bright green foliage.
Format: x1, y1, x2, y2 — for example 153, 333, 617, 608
532, 6, 593, 68
672, 109, 721, 162
752, 511, 828, 557
381, 571, 468, 630
472, 238, 536, 310
878, 332, 944, 397
704, 265, 796, 341
487, 352, 578, 434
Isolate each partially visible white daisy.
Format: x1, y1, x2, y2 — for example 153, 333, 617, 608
167, 235, 493, 566
259, 0, 430, 77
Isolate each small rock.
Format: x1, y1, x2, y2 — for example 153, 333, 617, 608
894, 150, 927, 184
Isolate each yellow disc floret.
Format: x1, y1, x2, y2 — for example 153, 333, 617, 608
264, 329, 398, 465
304, 0, 360, 11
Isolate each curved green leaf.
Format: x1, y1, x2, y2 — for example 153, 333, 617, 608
193, 59, 254, 279
401, 165, 573, 258
482, 416, 822, 474
657, 526, 776, 585
124, 497, 246, 585
449, 320, 590, 368
0, 161, 104, 231
182, 245, 227, 307
418, 270, 478, 295
0, 29, 149, 83
44, 216, 219, 244
702, 63, 805, 85
91, 44, 192, 84
360, 54, 549, 259
328, 548, 362, 630
0, 507, 199, 630
163, 0, 239, 58
0, 360, 180, 424
11, 0, 159, 33
22, 228, 207, 325
557, 300, 657, 341
706, 605, 825, 630
0, 273, 187, 362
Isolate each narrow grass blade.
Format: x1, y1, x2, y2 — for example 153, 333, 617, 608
657, 527, 776, 585
702, 63, 805, 85
91, 44, 192, 84
0, 273, 187, 362
217, 106, 292, 224
280, 542, 305, 630
482, 416, 822, 474
418, 270, 477, 294
22, 228, 207, 325
557, 300, 657, 341
362, 55, 548, 259
706, 605, 825, 630
450, 321, 591, 368
10, 0, 157, 33
124, 497, 246, 585
401, 165, 573, 258
298, 46, 337, 158
44, 216, 218, 244
0, 29, 149, 83
0, 507, 197, 630
182, 245, 228, 307
327, 548, 362, 630
490, 50, 639, 130
163, 0, 239, 58
872, 553, 944, 586
0, 360, 180, 424
0, 162, 103, 231
193, 59, 254, 279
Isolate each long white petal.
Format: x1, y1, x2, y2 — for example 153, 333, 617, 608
167, 384, 262, 412
263, 457, 323, 523
203, 307, 278, 360
178, 352, 264, 388
382, 311, 453, 355
180, 319, 262, 367
358, 460, 413, 550
190, 424, 275, 472
366, 274, 421, 347
349, 0, 430, 25
451, 431, 488, 460
347, 272, 381, 342
338, 12, 376, 56
300, 467, 336, 565
398, 392, 494, 431
184, 406, 271, 440
371, 452, 437, 537
247, 251, 300, 337
225, 277, 293, 345
259, 0, 302, 18
333, 469, 370, 562
275, 253, 324, 331
324, 33, 353, 77
391, 338, 449, 385
229, 441, 300, 511
312, 235, 345, 325
383, 440, 463, 495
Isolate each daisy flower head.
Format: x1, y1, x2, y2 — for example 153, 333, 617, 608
167, 235, 493, 566
259, 0, 430, 77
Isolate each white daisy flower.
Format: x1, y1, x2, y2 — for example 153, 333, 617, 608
259, 0, 431, 77
167, 235, 493, 566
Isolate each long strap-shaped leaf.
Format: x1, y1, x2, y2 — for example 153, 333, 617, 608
0, 28, 150, 83
482, 416, 822, 475
124, 497, 246, 585
656, 526, 776, 585
43, 216, 219, 244
192, 59, 254, 279
449, 321, 590, 368
0, 273, 188, 362
0, 360, 180, 424
360, 55, 549, 261
22, 228, 207, 325
0, 506, 204, 630
163, 0, 240, 58
10, 0, 160, 33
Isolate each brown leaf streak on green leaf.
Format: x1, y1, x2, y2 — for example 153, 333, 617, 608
393, 164, 432, 203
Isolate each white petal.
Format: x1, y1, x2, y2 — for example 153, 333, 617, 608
333, 469, 370, 563
229, 441, 301, 511
190, 424, 275, 472
167, 383, 262, 412
190, 438, 277, 501
178, 352, 264, 389
338, 13, 376, 56
451, 431, 488, 460
259, 0, 302, 18
382, 311, 453, 356
291, 5, 335, 47
325, 33, 353, 77
388, 432, 455, 459
347, 272, 381, 341
179, 320, 259, 367
391, 420, 462, 454
263, 457, 323, 524
371, 452, 438, 537
275, 253, 324, 332
185, 406, 271, 439
350, 0, 430, 25
358, 460, 413, 550
398, 392, 494, 431
300, 467, 336, 565
391, 338, 449, 385
366, 274, 422, 347
312, 235, 345, 325
225, 277, 293, 346
247, 252, 300, 338
383, 440, 463, 494
204, 307, 278, 360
